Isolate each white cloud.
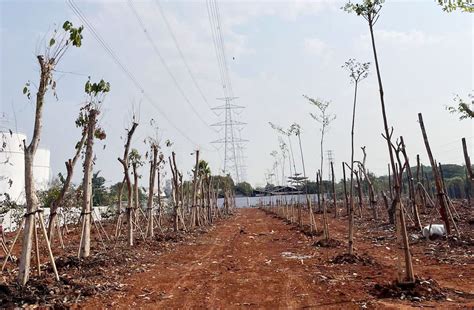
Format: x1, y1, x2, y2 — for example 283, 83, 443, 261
362, 29, 445, 48
303, 37, 333, 63
221, 0, 338, 24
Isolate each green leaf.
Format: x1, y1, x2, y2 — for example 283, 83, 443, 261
49, 38, 55, 47
23, 87, 27, 94
63, 21, 72, 31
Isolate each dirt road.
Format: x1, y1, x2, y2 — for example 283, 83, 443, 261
83, 208, 473, 309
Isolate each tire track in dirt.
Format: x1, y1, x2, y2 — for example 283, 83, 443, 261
82, 209, 329, 309
81, 208, 474, 309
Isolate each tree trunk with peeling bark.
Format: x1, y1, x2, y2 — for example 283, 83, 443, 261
79, 109, 98, 258
18, 56, 53, 285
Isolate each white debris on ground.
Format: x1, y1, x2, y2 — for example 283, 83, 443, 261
422, 224, 446, 238
281, 252, 312, 260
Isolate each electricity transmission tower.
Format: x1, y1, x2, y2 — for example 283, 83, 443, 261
211, 97, 247, 183
207, 0, 247, 184
326, 150, 334, 180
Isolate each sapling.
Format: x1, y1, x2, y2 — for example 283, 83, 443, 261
344, 0, 415, 282
78, 78, 110, 259
117, 118, 138, 246
18, 21, 83, 284
341, 58, 370, 254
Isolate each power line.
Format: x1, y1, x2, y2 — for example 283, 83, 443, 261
206, 0, 247, 183
127, 0, 215, 133
67, 0, 210, 150
154, 0, 216, 114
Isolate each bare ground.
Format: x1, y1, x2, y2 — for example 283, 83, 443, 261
78, 207, 474, 309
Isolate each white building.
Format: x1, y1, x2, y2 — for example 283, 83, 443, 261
0, 115, 50, 204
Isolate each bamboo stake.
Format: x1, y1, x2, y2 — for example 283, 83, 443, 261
1, 218, 24, 271
38, 211, 59, 281
33, 216, 41, 276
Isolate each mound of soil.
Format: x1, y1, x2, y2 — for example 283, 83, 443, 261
313, 238, 341, 248
331, 253, 377, 266
0, 277, 98, 308
371, 278, 446, 302
155, 231, 186, 242
300, 225, 323, 237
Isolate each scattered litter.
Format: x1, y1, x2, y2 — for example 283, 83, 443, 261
281, 252, 312, 260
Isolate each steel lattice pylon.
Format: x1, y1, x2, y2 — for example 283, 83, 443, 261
211, 97, 247, 183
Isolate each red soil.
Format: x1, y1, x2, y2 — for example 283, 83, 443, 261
79, 208, 474, 309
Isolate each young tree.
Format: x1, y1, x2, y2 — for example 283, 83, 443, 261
197, 159, 212, 224
278, 137, 289, 184
342, 58, 370, 254
289, 123, 307, 179
344, 0, 415, 283
303, 96, 336, 181
269, 122, 297, 177
145, 120, 163, 238
47, 126, 86, 243
118, 119, 138, 246
18, 21, 83, 285
78, 78, 110, 259
129, 149, 144, 237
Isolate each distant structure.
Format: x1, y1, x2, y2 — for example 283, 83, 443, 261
326, 150, 334, 181
207, 0, 247, 184
211, 97, 247, 184
0, 113, 50, 204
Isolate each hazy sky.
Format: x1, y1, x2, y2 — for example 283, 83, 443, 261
0, 0, 472, 187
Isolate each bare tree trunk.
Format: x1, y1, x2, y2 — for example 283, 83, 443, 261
79, 109, 98, 258
388, 164, 393, 200
48, 130, 86, 242
318, 171, 329, 240
416, 155, 426, 213
117, 176, 125, 217
465, 169, 471, 207
400, 137, 421, 229
192, 151, 200, 228
18, 56, 52, 285
170, 152, 180, 232
147, 146, 158, 238
331, 162, 337, 218
358, 147, 378, 220
355, 170, 363, 217
342, 162, 349, 216
132, 162, 139, 235
462, 137, 474, 193
368, 15, 414, 283
348, 80, 359, 255
156, 164, 162, 229
118, 122, 138, 246
418, 113, 450, 234
316, 173, 321, 212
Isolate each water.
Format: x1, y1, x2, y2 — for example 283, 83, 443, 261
217, 194, 320, 208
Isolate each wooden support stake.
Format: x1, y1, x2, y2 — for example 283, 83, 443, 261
37, 211, 59, 281
33, 216, 41, 276
2, 218, 24, 271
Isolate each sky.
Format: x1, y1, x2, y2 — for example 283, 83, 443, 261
0, 0, 472, 188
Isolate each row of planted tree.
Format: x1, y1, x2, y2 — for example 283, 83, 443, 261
1, 21, 236, 286
261, 0, 473, 286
